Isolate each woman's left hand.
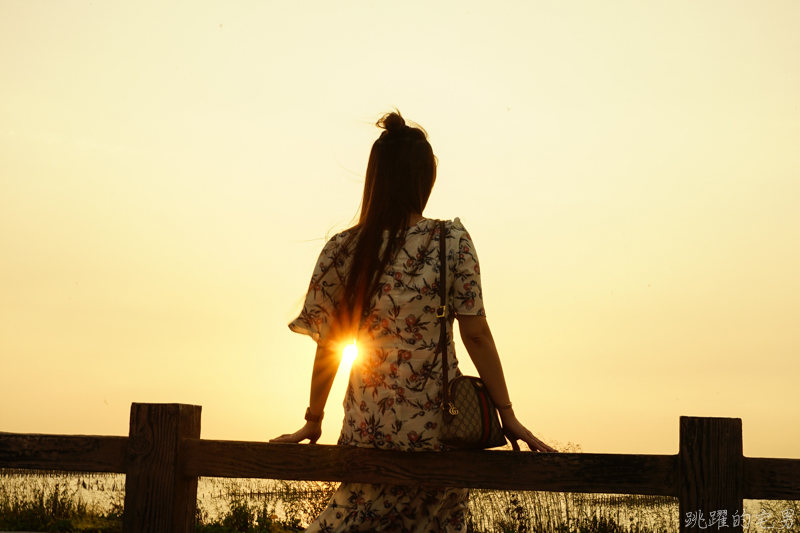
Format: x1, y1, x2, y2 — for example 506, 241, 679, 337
270, 421, 322, 444
499, 411, 558, 453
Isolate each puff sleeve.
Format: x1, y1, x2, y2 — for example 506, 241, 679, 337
448, 218, 486, 316
288, 232, 351, 345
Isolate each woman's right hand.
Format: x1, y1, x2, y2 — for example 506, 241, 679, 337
499, 411, 558, 453
269, 421, 322, 444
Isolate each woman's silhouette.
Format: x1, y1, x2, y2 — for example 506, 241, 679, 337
272, 111, 556, 532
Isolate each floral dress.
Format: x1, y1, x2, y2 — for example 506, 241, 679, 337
289, 218, 486, 533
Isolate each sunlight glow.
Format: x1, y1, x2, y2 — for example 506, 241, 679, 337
342, 340, 359, 368
3, 1, 799, 456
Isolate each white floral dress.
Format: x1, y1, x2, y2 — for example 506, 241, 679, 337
289, 218, 486, 533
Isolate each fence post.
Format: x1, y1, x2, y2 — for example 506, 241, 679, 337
679, 416, 743, 532
123, 403, 202, 533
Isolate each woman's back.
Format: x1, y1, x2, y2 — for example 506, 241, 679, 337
290, 217, 485, 452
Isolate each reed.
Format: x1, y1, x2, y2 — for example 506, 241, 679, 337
466, 490, 680, 533
2, 467, 795, 532
0, 469, 123, 532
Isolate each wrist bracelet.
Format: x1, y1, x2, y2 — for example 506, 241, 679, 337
305, 407, 324, 423
496, 401, 513, 410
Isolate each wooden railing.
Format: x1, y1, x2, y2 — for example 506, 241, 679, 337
1, 403, 798, 532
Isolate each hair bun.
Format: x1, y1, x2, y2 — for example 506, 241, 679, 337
378, 111, 406, 133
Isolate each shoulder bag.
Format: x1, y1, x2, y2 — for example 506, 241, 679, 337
436, 219, 507, 449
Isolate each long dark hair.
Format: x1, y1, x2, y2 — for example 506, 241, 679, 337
341, 111, 437, 329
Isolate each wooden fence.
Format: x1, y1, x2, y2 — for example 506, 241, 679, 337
1, 403, 798, 533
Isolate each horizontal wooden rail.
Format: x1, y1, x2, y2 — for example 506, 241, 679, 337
3, 433, 798, 501
0, 432, 127, 473
743, 457, 800, 500
183, 439, 679, 495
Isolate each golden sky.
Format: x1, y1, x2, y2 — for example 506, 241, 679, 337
1, 1, 798, 459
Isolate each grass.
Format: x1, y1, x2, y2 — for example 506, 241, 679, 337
2, 468, 797, 532
0, 475, 123, 533
466, 491, 679, 533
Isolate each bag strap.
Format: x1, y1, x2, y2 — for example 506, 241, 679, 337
437, 219, 453, 414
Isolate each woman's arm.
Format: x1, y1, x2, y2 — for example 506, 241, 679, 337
457, 314, 557, 452
270, 343, 341, 444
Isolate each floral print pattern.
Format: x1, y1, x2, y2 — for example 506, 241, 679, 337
289, 218, 485, 533
309, 483, 468, 533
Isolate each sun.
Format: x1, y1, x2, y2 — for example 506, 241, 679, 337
341, 340, 359, 367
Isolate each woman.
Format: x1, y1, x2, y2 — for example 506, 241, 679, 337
272, 111, 557, 532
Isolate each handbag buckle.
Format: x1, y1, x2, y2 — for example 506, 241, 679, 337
436, 305, 447, 318
448, 402, 459, 416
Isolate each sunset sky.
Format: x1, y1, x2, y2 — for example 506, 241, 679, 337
2, 1, 798, 460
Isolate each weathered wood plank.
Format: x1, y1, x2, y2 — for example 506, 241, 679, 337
744, 457, 800, 500
183, 439, 678, 495
0, 432, 127, 473
123, 403, 201, 533
679, 417, 743, 533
